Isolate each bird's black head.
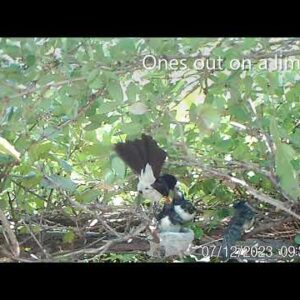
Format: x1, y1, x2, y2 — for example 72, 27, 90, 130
151, 174, 177, 197
159, 174, 177, 190
233, 200, 254, 214
233, 200, 256, 223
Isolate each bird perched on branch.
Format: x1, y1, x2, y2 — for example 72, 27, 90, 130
114, 134, 178, 203
219, 200, 256, 261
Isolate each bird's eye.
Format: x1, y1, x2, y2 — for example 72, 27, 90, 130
145, 187, 149, 190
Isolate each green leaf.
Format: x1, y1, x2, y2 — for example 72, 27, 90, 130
127, 82, 139, 100
75, 190, 100, 203
128, 102, 148, 115
189, 225, 204, 240
104, 170, 115, 184
63, 230, 75, 244
1, 106, 15, 124
275, 143, 299, 200
58, 159, 73, 173
29, 141, 53, 161
111, 156, 126, 178
0, 136, 20, 161
194, 104, 221, 132
107, 80, 123, 102
26, 54, 36, 66
122, 123, 143, 136
0, 154, 14, 165
291, 159, 300, 171
98, 100, 120, 114
84, 144, 111, 158
41, 175, 77, 192
229, 104, 249, 122
89, 76, 104, 89
21, 171, 43, 188
294, 235, 300, 245
270, 120, 299, 200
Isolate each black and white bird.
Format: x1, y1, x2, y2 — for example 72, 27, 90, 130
114, 134, 178, 203
172, 190, 196, 223
156, 191, 197, 232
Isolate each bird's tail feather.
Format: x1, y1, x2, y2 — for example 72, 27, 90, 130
114, 134, 167, 178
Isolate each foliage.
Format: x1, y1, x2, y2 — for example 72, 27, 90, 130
0, 38, 300, 261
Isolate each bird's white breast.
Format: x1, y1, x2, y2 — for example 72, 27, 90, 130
174, 205, 195, 222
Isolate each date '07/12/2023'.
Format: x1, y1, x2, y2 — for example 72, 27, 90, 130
198, 245, 300, 259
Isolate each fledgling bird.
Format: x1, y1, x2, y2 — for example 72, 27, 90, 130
172, 189, 197, 223
156, 202, 183, 232
114, 134, 178, 203
156, 191, 197, 232
219, 200, 256, 261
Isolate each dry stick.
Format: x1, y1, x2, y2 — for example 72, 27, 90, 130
11, 179, 47, 202
52, 222, 149, 261
251, 124, 293, 203
168, 110, 299, 219
51, 200, 152, 260
90, 222, 149, 260
67, 197, 122, 238
7, 77, 86, 100
0, 207, 20, 257
7, 192, 16, 221
20, 220, 51, 260
182, 158, 300, 221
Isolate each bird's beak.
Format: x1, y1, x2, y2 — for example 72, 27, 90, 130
163, 196, 172, 204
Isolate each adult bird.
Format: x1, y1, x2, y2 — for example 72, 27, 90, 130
114, 134, 178, 203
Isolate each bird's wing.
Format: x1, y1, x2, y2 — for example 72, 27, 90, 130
142, 134, 167, 179
169, 210, 185, 225
115, 134, 167, 179
114, 139, 147, 175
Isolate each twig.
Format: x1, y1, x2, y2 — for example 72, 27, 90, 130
7, 192, 16, 221
67, 197, 122, 238
7, 77, 86, 100
20, 220, 51, 259
171, 158, 300, 221
11, 179, 47, 202
0, 207, 20, 257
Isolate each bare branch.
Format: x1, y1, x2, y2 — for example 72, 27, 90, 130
0, 207, 20, 257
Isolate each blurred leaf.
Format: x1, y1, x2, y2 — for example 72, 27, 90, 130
41, 175, 77, 192
189, 225, 204, 240
104, 170, 115, 184
295, 235, 300, 245
128, 102, 148, 115
270, 120, 299, 201
58, 159, 73, 173
63, 230, 75, 244
0, 136, 20, 161
21, 171, 43, 188
122, 123, 143, 136
29, 141, 53, 161
75, 190, 100, 203
111, 156, 126, 178
194, 104, 221, 132
26, 54, 36, 66
107, 80, 123, 102
127, 82, 139, 100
